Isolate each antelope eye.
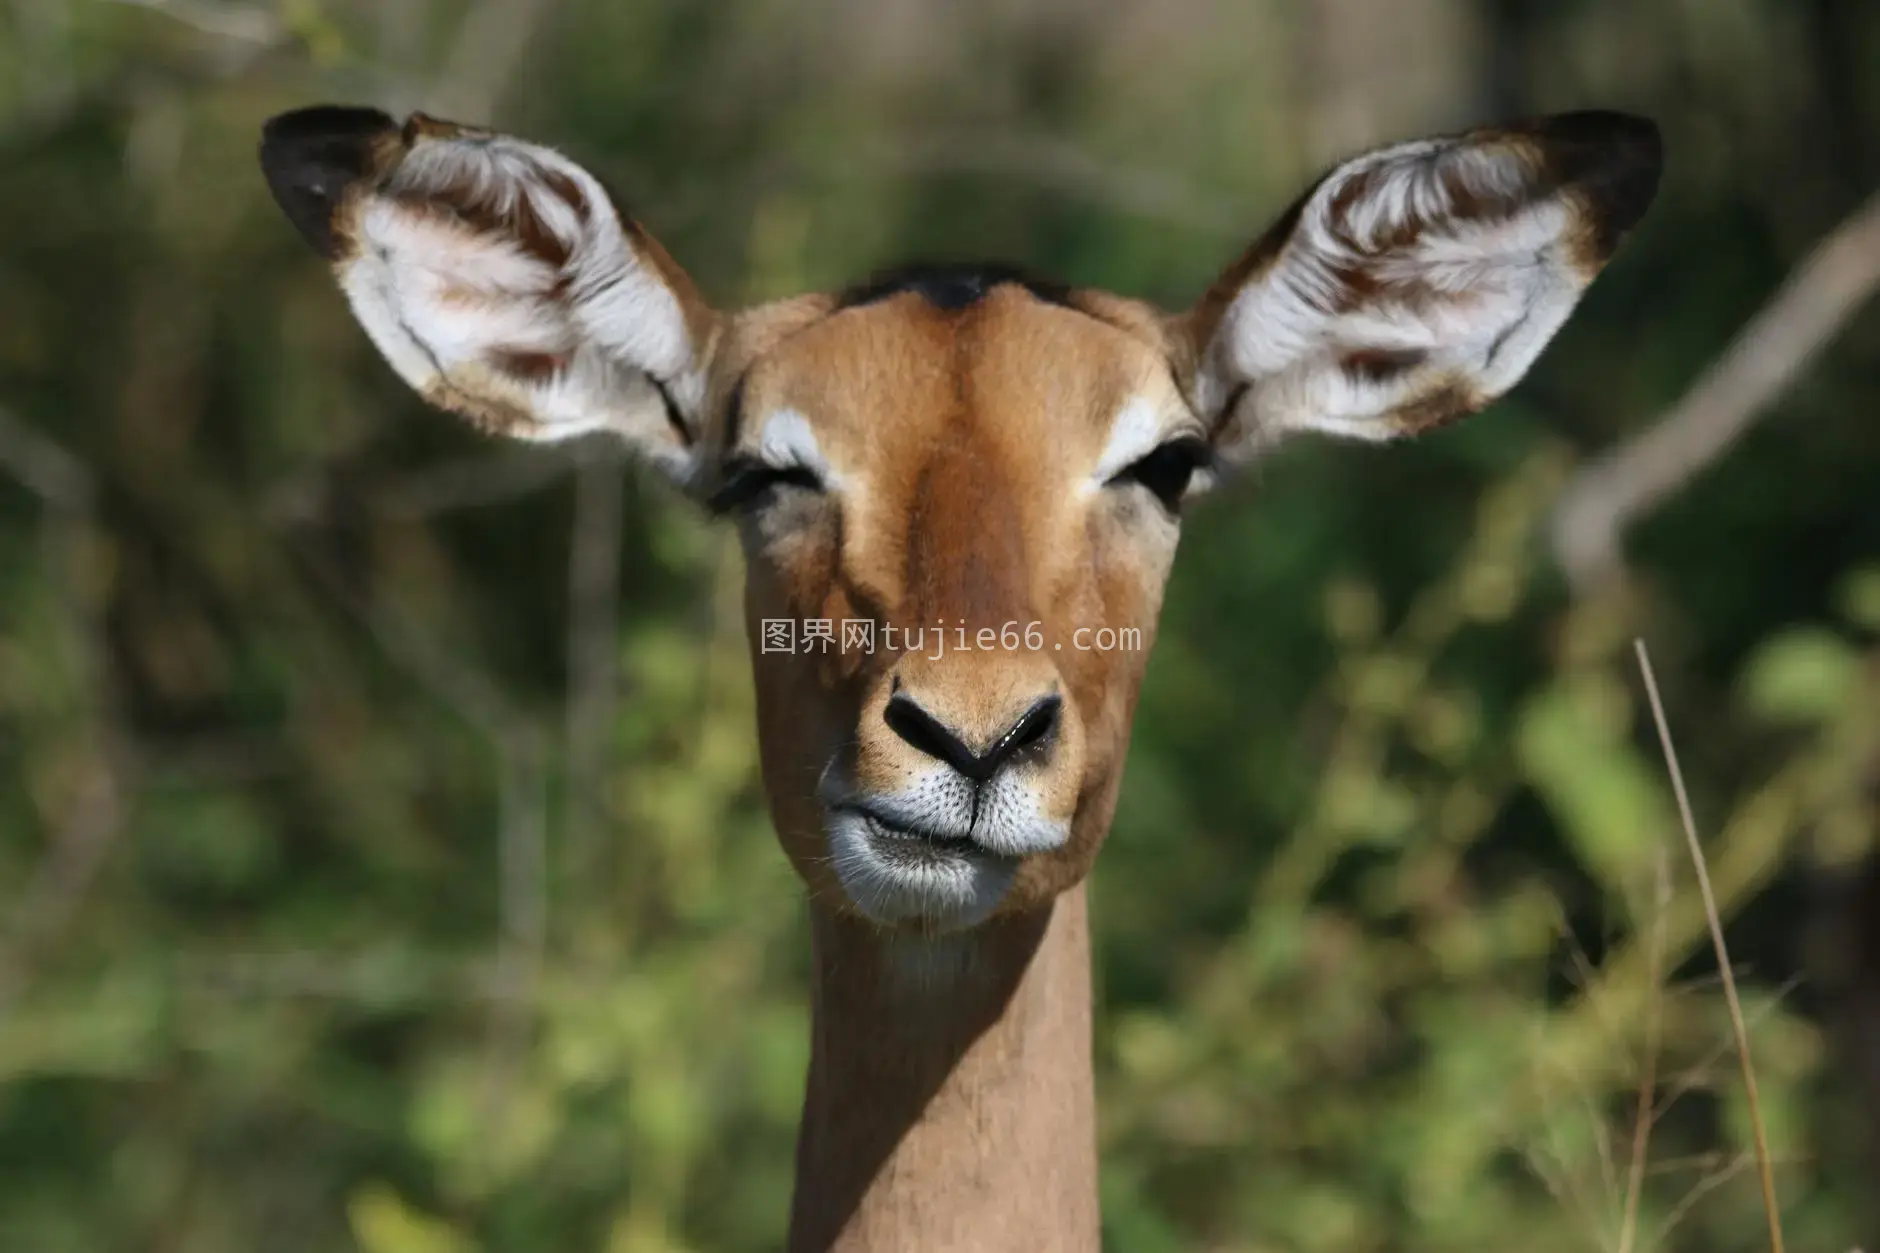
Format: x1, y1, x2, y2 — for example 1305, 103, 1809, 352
706, 456, 825, 516
1108, 436, 1211, 513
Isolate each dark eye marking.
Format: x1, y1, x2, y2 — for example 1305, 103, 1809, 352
1106, 436, 1211, 514
705, 454, 824, 516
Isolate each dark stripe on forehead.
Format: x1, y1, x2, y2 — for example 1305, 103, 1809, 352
835, 261, 1075, 313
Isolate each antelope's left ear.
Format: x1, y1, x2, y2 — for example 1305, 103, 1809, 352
1174, 111, 1662, 463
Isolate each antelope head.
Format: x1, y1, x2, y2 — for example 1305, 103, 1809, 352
260, 105, 1661, 935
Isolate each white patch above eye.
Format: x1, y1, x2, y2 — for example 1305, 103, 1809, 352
1088, 396, 1170, 488
754, 407, 837, 484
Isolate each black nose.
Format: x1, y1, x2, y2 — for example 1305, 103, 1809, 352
883, 693, 1061, 784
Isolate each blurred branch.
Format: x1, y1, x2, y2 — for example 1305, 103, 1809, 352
288, 533, 552, 1118
0, 409, 132, 1023
0, 0, 290, 153
0, 404, 92, 509
140, 731, 292, 784
426, 0, 558, 121
265, 444, 582, 525
0, 752, 131, 1011
9, 0, 76, 120
1553, 190, 1880, 591
1617, 844, 1671, 1253
186, 949, 533, 1006
870, 129, 1241, 236
478, 731, 548, 1150
498, 737, 549, 976
375, 444, 579, 517
104, 0, 282, 45
288, 533, 518, 740
563, 449, 625, 886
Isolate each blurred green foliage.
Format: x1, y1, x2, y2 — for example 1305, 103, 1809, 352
1, 1, 1878, 1251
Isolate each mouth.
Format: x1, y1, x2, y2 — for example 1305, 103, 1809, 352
846, 807, 993, 861
824, 804, 1020, 928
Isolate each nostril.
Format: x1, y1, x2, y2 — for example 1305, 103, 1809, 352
986, 694, 1060, 773
884, 693, 982, 779
882, 691, 1062, 785
1006, 695, 1059, 753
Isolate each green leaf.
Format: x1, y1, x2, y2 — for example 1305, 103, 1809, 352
1738, 628, 1860, 724
1836, 567, 1880, 631
348, 1184, 478, 1253
1516, 682, 1673, 890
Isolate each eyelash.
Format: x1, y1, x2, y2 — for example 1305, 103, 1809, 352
707, 437, 1211, 518
705, 456, 824, 516
1107, 436, 1212, 513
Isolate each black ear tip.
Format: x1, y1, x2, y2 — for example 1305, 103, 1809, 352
1522, 109, 1665, 253
1530, 109, 1661, 154
261, 104, 397, 149
258, 104, 400, 260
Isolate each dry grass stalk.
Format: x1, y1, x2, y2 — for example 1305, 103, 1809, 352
1633, 638, 1785, 1253
1617, 844, 1671, 1253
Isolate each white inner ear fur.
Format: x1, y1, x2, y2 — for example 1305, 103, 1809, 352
334, 128, 704, 463
1203, 136, 1596, 451
391, 135, 696, 383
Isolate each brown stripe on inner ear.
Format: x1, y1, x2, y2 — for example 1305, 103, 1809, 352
1434, 144, 1540, 224
424, 378, 538, 438
404, 113, 476, 143
538, 168, 592, 222
388, 170, 575, 269
1326, 166, 1381, 226
1389, 380, 1486, 436
1327, 267, 1449, 319
1341, 347, 1428, 384
1327, 168, 1424, 253
490, 349, 569, 382
1322, 262, 1386, 315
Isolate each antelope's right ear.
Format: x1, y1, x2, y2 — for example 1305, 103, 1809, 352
259, 105, 717, 482
1173, 110, 1662, 464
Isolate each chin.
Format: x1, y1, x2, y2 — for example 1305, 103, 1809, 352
826, 808, 1020, 931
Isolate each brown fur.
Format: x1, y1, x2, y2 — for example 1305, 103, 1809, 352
790, 889, 1099, 1253
707, 287, 1181, 1250
729, 288, 1182, 920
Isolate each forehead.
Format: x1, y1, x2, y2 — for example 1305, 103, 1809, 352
724, 276, 1185, 460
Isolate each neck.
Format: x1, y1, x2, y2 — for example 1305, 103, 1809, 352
787, 885, 1100, 1253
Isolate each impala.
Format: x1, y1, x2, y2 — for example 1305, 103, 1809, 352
259, 103, 1661, 1252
